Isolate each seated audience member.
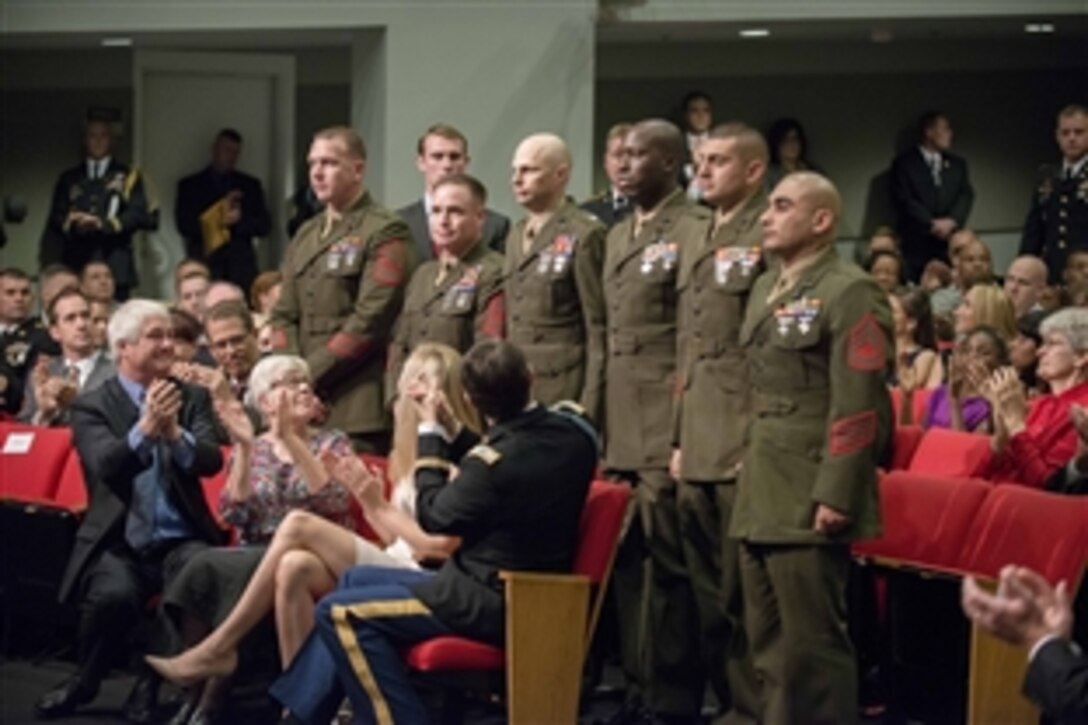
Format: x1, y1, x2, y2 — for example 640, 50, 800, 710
1012, 310, 1047, 397
266, 339, 598, 725
855, 225, 901, 266
153, 354, 356, 723
1004, 255, 1048, 317
903, 326, 1006, 432
174, 300, 259, 404
890, 288, 943, 391
256, 319, 275, 355
175, 258, 211, 289
867, 249, 905, 293
954, 283, 1018, 343
249, 270, 282, 329
19, 288, 115, 425
203, 280, 245, 317
1063, 249, 1088, 289
0, 267, 36, 411
80, 259, 116, 304
170, 307, 204, 364
765, 117, 823, 191
962, 567, 1087, 721
1046, 403, 1088, 494
176, 268, 211, 320
985, 307, 1088, 487
88, 298, 111, 352
931, 230, 993, 315
146, 344, 480, 688
34, 299, 226, 721
1065, 282, 1088, 308
920, 258, 953, 294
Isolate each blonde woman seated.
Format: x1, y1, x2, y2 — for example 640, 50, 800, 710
147, 343, 480, 688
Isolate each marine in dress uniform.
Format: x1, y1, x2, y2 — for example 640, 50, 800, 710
731, 172, 891, 725
1020, 105, 1088, 283
602, 119, 706, 719
671, 124, 768, 722
269, 127, 416, 453
269, 341, 598, 724
505, 134, 607, 423
41, 119, 156, 300
387, 175, 505, 392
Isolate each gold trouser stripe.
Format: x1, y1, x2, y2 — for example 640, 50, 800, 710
330, 599, 433, 725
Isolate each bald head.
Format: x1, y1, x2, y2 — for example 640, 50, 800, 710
630, 119, 685, 167
784, 171, 842, 229
1005, 255, 1048, 316
761, 172, 842, 262
511, 133, 572, 212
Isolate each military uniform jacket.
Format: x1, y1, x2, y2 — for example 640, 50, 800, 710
411, 404, 597, 645
603, 188, 710, 471
42, 159, 155, 287
269, 192, 416, 434
387, 241, 505, 392
0, 317, 60, 413
1020, 161, 1088, 283
730, 248, 891, 545
504, 199, 606, 422
674, 192, 768, 481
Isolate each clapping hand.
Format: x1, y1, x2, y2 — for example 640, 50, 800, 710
321, 449, 384, 510
139, 379, 182, 439
986, 367, 1029, 435
268, 388, 294, 439
172, 362, 232, 402
214, 396, 254, 448
962, 566, 1073, 649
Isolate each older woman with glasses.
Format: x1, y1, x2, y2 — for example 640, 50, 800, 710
153, 354, 355, 724
147, 344, 481, 716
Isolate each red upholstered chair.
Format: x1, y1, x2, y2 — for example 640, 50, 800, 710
0, 424, 73, 502
853, 471, 991, 573
200, 446, 233, 529
907, 428, 993, 478
404, 480, 631, 724
888, 425, 924, 471
53, 450, 88, 513
350, 454, 392, 544
890, 388, 932, 427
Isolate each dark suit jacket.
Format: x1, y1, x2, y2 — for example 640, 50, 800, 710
175, 166, 271, 262
580, 189, 632, 229
1023, 637, 1088, 723
397, 199, 510, 260
890, 148, 974, 275
409, 405, 597, 645
17, 352, 115, 425
58, 377, 227, 602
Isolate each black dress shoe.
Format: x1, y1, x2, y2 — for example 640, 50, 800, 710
34, 678, 97, 720
123, 675, 159, 724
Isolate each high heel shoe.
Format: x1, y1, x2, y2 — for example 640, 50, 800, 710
145, 648, 238, 688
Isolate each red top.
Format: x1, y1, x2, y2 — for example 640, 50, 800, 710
987, 380, 1088, 487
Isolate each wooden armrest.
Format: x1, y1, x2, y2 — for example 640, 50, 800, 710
499, 570, 589, 587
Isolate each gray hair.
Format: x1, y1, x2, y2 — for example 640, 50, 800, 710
1039, 308, 1088, 353
107, 299, 171, 359
245, 354, 311, 409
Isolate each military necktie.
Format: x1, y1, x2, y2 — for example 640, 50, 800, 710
434, 259, 455, 287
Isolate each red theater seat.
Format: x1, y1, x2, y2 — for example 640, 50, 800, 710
908, 428, 993, 478
890, 388, 932, 427
404, 480, 630, 723
889, 425, 924, 471
0, 425, 73, 502
53, 450, 88, 512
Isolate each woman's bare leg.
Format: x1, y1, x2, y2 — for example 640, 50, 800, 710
273, 550, 339, 666
146, 511, 360, 686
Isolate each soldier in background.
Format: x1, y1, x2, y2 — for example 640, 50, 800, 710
269, 126, 415, 453
41, 116, 156, 300
732, 172, 891, 724
1021, 104, 1088, 283
581, 123, 633, 229
602, 119, 710, 721
503, 133, 606, 423
387, 173, 505, 392
670, 123, 767, 722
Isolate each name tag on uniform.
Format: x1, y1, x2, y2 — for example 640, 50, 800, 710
641, 240, 678, 275
714, 246, 761, 285
775, 297, 822, 336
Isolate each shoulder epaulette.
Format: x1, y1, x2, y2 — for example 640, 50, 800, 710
550, 400, 602, 456
467, 444, 502, 466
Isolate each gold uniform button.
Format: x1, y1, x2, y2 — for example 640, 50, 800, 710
1060, 210, 1068, 218
1060, 240, 1068, 249
1060, 226, 1067, 233
1061, 196, 1069, 203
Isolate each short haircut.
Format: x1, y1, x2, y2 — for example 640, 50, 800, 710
205, 299, 255, 335
0, 267, 30, 283
108, 299, 170, 359
249, 270, 283, 310
80, 260, 111, 277
1040, 307, 1088, 354
246, 354, 311, 409
866, 248, 904, 276
707, 122, 770, 164
175, 258, 210, 285
417, 123, 469, 156
40, 264, 76, 288
917, 110, 947, 141
461, 340, 531, 422
314, 125, 366, 161
47, 287, 87, 325
433, 173, 488, 206
170, 307, 203, 344
217, 127, 242, 144
606, 123, 633, 144
1059, 104, 1088, 119
682, 90, 712, 110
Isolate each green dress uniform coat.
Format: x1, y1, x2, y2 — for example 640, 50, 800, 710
504, 199, 606, 423
269, 192, 416, 439
387, 241, 505, 393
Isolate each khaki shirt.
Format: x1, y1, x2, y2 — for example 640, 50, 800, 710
730, 248, 892, 545
673, 192, 767, 481
504, 199, 607, 423
269, 192, 416, 434
603, 188, 709, 471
